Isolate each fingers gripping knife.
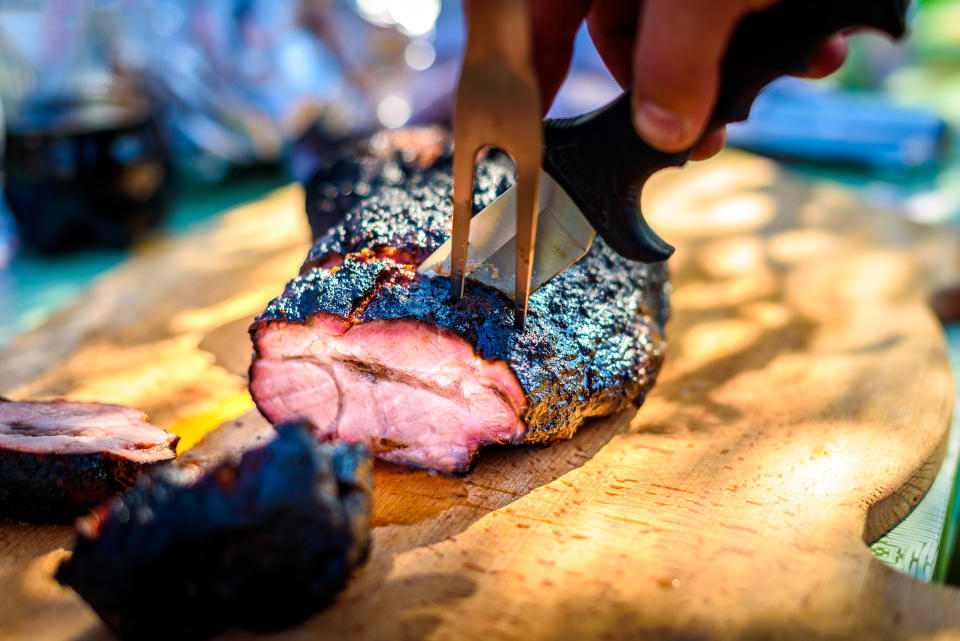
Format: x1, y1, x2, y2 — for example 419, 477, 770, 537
423, 0, 909, 330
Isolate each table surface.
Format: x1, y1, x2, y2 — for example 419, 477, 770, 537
2, 152, 959, 640
1, 163, 958, 585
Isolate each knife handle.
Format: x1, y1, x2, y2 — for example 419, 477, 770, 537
542, 0, 908, 263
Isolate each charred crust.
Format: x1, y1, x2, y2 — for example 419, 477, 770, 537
56, 421, 372, 641
252, 128, 669, 471
0, 449, 174, 523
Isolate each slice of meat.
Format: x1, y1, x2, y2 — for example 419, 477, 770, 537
0, 398, 178, 523
56, 420, 372, 641
250, 129, 669, 475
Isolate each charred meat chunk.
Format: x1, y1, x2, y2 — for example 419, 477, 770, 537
56, 421, 372, 641
250, 129, 669, 475
0, 398, 178, 523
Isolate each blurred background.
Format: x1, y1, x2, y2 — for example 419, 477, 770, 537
0, 0, 957, 339
0, 0, 959, 582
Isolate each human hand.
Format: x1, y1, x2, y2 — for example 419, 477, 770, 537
532, 0, 848, 160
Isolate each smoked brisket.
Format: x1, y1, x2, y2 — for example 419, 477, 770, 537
251, 129, 669, 474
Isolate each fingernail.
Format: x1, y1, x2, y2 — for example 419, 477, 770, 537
633, 101, 691, 151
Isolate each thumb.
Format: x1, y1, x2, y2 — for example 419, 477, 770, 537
632, 0, 776, 152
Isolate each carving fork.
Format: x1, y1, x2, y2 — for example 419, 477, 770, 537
449, 0, 542, 330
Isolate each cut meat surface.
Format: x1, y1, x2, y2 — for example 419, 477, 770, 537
252, 314, 526, 472
250, 128, 669, 474
0, 399, 177, 462
0, 398, 178, 522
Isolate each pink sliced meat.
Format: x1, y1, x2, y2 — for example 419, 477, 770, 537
0, 398, 178, 522
252, 314, 527, 473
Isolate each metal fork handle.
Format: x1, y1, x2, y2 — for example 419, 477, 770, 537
450, 0, 542, 330
461, 0, 535, 67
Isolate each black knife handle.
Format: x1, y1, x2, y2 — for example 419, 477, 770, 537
542, 0, 908, 263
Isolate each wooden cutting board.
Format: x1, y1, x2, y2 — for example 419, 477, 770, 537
1, 150, 958, 641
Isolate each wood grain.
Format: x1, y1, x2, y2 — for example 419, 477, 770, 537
0, 151, 958, 640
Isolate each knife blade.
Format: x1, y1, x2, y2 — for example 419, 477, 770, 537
418, 171, 595, 298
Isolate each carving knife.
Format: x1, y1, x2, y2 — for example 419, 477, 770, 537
420, 0, 909, 321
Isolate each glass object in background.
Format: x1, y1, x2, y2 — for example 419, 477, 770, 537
0, 2, 173, 253
4, 84, 173, 254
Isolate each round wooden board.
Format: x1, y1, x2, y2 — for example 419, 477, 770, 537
0, 151, 957, 640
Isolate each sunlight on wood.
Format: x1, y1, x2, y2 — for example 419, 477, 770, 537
680, 319, 763, 366
645, 152, 780, 203
649, 192, 777, 238
785, 251, 919, 325
767, 435, 859, 503
18, 550, 70, 602
169, 286, 280, 334
698, 236, 766, 278
740, 301, 792, 330
168, 389, 255, 452
643, 151, 780, 239
7, 335, 249, 431
767, 228, 847, 266
671, 271, 778, 310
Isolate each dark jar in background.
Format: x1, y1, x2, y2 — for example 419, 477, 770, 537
3, 89, 173, 254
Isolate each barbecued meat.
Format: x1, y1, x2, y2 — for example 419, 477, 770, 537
56, 420, 372, 641
304, 127, 450, 239
250, 128, 669, 475
0, 398, 178, 523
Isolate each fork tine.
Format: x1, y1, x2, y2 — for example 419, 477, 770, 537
449, 143, 477, 301
512, 148, 542, 330
450, 0, 541, 325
